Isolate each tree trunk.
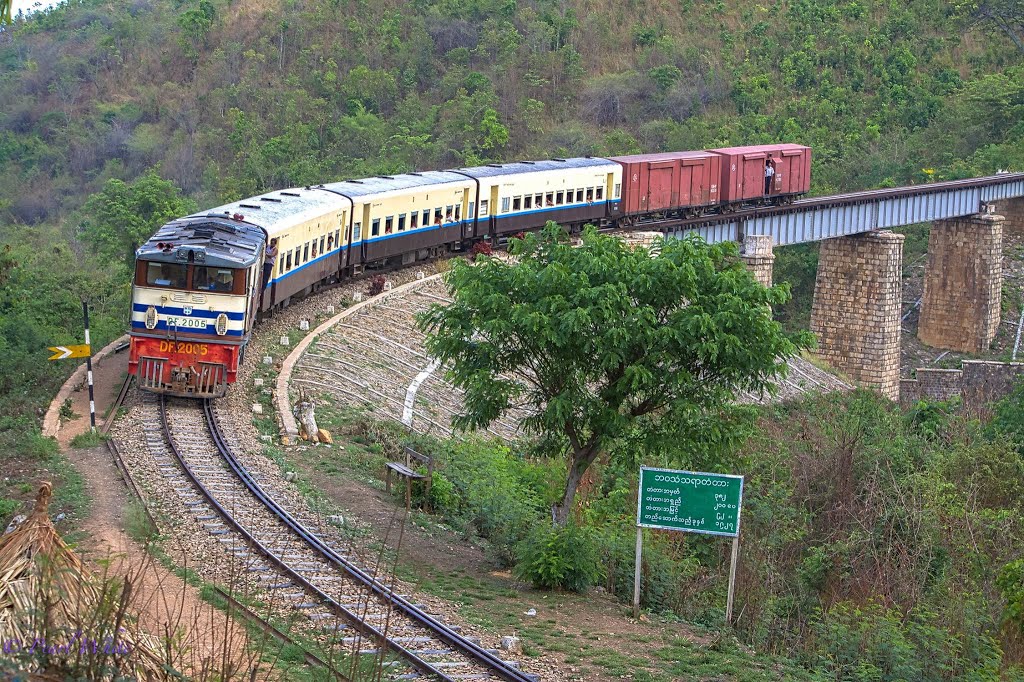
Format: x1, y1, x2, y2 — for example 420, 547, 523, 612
294, 389, 319, 442
552, 448, 599, 525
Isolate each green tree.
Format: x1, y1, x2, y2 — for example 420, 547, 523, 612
80, 170, 197, 267
420, 225, 809, 524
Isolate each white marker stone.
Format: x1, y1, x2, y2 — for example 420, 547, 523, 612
254, 378, 264, 387
353, 292, 363, 302
326, 305, 335, 315
263, 356, 273, 365
251, 403, 263, 414
416, 271, 425, 280
280, 335, 289, 346
299, 319, 310, 331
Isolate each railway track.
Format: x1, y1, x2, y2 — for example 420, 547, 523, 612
131, 393, 535, 682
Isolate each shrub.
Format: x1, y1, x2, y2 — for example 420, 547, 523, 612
430, 438, 543, 563
368, 275, 387, 296
515, 521, 603, 592
0, 498, 20, 525
469, 240, 492, 258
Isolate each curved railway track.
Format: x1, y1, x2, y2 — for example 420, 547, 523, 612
132, 393, 536, 682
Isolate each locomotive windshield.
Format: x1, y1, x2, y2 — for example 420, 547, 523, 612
193, 266, 238, 292
144, 262, 187, 289
136, 260, 242, 294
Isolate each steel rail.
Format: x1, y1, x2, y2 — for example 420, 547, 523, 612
158, 397, 460, 682
211, 585, 353, 680
101, 374, 134, 435
201, 400, 538, 682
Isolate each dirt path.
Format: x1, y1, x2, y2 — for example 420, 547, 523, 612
56, 352, 127, 449
63, 442, 255, 676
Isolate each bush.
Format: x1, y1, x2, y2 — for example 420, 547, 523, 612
368, 275, 387, 296
469, 240, 492, 258
0, 498, 20, 525
514, 521, 603, 592
429, 438, 544, 563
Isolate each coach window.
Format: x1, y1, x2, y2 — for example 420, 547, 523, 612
410, 212, 419, 229
455, 204, 461, 221
501, 197, 510, 213
479, 200, 489, 217
398, 214, 406, 231
576, 189, 584, 203
422, 209, 431, 226
524, 195, 533, 209
334, 229, 340, 246
144, 262, 187, 289
614, 183, 621, 199
556, 191, 564, 205
285, 251, 293, 271
445, 205, 454, 221
385, 217, 394, 234
468, 201, 475, 217
319, 236, 325, 253
512, 196, 522, 211
354, 222, 362, 240
596, 187, 604, 200
545, 193, 554, 206
303, 242, 310, 262
586, 188, 594, 201
371, 218, 380, 236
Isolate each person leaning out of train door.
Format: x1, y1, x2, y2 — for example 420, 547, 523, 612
262, 238, 279, 289
764, 155, 776, 195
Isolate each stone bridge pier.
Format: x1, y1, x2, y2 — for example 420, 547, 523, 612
740, 234, 775, 287
917, 212, 1004, 353
809, 231, 905, 400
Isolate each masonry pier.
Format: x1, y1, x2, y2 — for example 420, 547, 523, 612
917, 213, 1003, 353
809, 231, 904, 400
740, 235, 774, 287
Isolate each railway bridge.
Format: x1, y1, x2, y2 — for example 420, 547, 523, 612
661, 173, 1024, 400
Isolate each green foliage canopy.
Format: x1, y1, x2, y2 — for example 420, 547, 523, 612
420, 224, 810, 524
79, 169, 197, 267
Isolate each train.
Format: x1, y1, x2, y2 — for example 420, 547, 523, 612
128, 143, 811, 397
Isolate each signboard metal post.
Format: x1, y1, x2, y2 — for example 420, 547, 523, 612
635, 466, 744, 624
83, 301, 96, 432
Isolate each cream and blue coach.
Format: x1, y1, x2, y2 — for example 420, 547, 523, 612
455, 157, 624, 239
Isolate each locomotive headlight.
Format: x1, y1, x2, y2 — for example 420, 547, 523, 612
145, 306, 158, 329
215, 313, 228, 336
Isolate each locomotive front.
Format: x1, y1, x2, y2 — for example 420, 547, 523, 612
128, 218, 264, 398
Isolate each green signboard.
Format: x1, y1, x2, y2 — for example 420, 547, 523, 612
637, 466, 744, 537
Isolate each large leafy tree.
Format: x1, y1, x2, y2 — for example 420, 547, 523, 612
421, 224, 811, 525
79, 170, 197, 267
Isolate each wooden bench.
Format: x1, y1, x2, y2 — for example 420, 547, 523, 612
385, 446, 434, 510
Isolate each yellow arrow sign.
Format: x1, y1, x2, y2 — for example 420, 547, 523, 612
47, 344, 91, 361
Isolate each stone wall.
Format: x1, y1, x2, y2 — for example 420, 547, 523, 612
740, 234, 774, 287
961, 360, 1024, 411
810, 231, 904, 400
917, 213, 1003, 353
899, 361, 1024, 411
899, 369, 963, 407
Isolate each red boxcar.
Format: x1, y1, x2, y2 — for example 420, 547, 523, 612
707, 144, 811, 203
611, 151, 722, 216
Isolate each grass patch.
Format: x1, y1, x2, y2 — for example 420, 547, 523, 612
70, 430, 109, 448
123, 500, 158, 543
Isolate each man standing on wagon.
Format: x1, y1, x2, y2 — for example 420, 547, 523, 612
764, 155, 776, 195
